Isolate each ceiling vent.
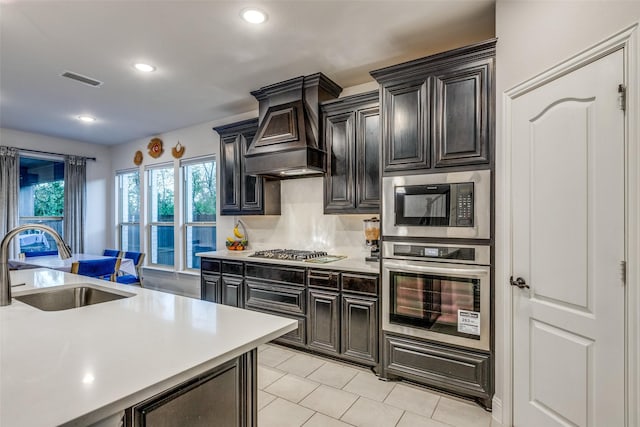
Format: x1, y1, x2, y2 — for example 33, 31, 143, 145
61, 71, 103, 87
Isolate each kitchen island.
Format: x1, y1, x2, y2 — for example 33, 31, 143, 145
0, 268, 297, 426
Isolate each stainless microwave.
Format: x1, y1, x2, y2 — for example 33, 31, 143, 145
382, 170, 491, 239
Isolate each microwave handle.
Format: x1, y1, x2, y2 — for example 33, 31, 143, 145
383, 261, 489, 277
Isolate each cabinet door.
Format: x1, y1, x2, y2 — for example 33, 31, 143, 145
308, 289, 340, 355
341, 295, 378, 365
240, 130, 263, 212
324, 112, 356, 212
129, 354, 253, 427
382, 80, 430, 173
220, 134, 241, 213
201, 274, 221, 303
356, 106, 380, 211
433, 59, 492, 167
221, 276, 243, 308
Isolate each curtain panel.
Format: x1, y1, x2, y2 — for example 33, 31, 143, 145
64, 155, 86, 253
0, 146, 19, 258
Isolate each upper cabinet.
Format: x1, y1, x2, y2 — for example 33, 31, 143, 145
371, 39, 496, 174
214, 119, 281, 215
322, 91, 380, 214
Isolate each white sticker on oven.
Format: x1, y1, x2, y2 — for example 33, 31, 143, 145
458, 310, 481, 335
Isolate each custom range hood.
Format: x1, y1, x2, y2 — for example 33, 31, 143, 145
244, 73, 342, 178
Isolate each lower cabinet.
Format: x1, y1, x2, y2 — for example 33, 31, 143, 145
341, 295, 378, 365
201, 273, 220, 303
307, 270, 379, 367
307, 289, 340, 355
382, 333, 492, 409
126, 350, 256, 427
221, 276, 244, 308
201, 259, 379, 367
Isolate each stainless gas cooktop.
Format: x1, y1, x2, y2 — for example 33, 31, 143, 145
249, 249, 328, 261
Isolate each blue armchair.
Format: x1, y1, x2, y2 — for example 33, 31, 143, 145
116, 252, 145, 286
103, 249, 121, 257
71, 258, 121, 282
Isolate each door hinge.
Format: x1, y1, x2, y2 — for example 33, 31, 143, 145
618, 84, 626, 111
621, 260, 627, 285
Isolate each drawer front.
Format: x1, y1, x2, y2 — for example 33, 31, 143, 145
384, 334, 491, 398
245, 263, 305, 286
245, 280, 306, 314
201, 259, 221, 274
222, 261, 244, 276
342, 273, 378, 295
308, 270, 339, 290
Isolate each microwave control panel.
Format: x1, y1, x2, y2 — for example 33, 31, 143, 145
455, 183, 474, 226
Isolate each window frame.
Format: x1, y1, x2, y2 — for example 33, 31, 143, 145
182, 155, 217, 271
116, 168, 141, 253
18, 154, 65, 251
146, 163, 176, 268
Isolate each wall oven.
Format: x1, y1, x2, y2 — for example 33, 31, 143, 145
382, 170, 491, 239
382, 241, 490, 351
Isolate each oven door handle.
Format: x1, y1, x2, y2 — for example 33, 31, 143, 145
383, 261, 489, 277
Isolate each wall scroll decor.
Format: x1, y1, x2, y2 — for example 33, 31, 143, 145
147, 137, 164, 158
133, 150, 143, 165
172, 141, 185, 158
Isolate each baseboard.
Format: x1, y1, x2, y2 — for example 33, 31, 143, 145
492, 396, 504, 425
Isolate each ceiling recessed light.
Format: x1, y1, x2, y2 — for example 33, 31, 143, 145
77, 115, 96, 123
134, 63, 156, 72
241, 8, 267, 24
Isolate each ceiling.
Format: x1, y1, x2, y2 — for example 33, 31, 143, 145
0, 1, 495, 146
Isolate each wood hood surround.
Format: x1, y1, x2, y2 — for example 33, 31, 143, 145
245, 73, 342, 178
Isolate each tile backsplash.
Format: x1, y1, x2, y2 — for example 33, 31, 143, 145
232, 177, 377, 255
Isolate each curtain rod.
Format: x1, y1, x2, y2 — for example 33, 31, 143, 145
17, 147, 97, 161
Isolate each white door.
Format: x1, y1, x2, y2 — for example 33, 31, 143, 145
511, 49, 625, 426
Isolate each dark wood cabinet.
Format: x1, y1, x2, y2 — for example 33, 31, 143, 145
127, 350, 256, 427
214, 119, 281, 215
202, 273, 220, 303
322, 91, 380, 213
307, 269, 379, 366
383, 333, 492, 409
201, 259, 221, 303
308, 289, 340, 355
380, 80, 430, 172
221, 276, 244, 308
371, 39, 495, 174
201, 258, 379, 365
433, 59, 491, 167
342, 295, 378, 365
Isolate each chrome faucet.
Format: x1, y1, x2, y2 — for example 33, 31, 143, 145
0, 224, 72, 306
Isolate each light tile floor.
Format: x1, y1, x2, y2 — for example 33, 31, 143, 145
257, 344, 501, 427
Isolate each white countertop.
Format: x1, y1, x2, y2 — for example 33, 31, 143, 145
197, 249, 380, 274
0, 268, 297, 426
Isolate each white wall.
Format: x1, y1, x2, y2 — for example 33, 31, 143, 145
0, 127, 112, 255
494, 2, 640, 424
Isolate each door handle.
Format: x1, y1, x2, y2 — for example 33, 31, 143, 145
510, 276, 529, 289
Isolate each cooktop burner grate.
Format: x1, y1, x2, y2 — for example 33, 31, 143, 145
250, 249, 328, 261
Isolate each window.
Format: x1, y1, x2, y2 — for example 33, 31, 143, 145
18, 156, 64, 253
148, 165, 175, 266
183, 157, 216, 269
116, 170, 140, 252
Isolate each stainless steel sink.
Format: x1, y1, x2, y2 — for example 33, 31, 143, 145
14, 285, 133, 311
